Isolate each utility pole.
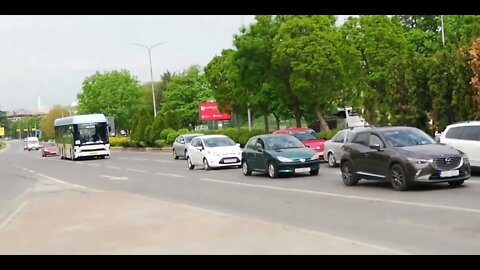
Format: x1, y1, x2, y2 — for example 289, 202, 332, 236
441, 15, 445, 46
241, 15, 252, 131
132, 42, 167, 118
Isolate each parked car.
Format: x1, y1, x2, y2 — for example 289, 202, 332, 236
41, 142, 57, 157
273, 128, 325, 158
242, 134, 321, 178
172, 133, 204, 159
24, 137, 40, 151
340, 126, 471, 191
186, 135, 242, 170
439, 121, 480, 168
324, 127, 370, 167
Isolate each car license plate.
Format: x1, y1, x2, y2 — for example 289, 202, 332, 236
440, 170, 459, 178
89, 152, 97, 156
295, 167, 311, 173
224, 158, 237, 163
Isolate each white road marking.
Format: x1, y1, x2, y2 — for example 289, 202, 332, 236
0, 201, 29, 230
100, 175, 129, 181
87, 163, 100, 167
155, 172, 185, 178
133, 158, 148, 161
118, 157, 130, 160
37, 173, 104, 193
126, 168, 147, 173
106, 166, 121, 170
155, 160, 174, 163
200, 178, 480, 214
122, 192, 407, 255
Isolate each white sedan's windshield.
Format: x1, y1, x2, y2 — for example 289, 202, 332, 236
203, 137, 236, 147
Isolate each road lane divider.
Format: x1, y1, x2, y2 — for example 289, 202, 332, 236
105, 166, 121, 170
126, 168, 147, 173
199, 178, 480, 214
155, 172, 185, 178
37, 173, 104, 193
100, 175, 129, 181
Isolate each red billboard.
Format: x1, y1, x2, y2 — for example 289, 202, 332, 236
199, 102, 232, 121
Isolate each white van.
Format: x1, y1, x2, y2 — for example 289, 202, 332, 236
25, 137, 40, 151
439, 121, 480, 167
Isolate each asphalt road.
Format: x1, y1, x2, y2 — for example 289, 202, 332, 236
2, 140, 480, 254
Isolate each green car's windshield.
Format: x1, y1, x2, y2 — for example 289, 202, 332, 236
265, 136, 305, 150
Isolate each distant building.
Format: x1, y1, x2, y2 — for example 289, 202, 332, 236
6, 109, 45, 122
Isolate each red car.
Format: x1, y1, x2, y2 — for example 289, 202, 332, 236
273, 128, 325, 158
41, 142, 57, 157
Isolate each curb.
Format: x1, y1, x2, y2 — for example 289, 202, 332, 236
110, 147, 173, 153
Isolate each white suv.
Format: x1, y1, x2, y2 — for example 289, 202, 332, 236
439, 121, 480, 167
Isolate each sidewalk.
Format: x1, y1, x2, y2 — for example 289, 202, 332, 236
0, 179, 401, 254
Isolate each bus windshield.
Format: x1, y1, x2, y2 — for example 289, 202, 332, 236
74, 122, 108, 144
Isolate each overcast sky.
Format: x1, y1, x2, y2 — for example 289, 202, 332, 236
0, 15, 349, 112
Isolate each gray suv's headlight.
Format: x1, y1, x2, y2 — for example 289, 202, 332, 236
407, 157, 433, 169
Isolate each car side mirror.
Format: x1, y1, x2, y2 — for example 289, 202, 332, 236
180, 140, 185, 144
255, 143, 264, 152
370, 144, 382, 151
236, 143, 240, 147
196, 146, 203, 151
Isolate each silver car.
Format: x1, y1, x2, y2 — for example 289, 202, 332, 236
323, 127, 369, 167
172, 133, 204, 159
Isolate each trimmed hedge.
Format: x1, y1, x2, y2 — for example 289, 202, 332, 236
109, 137, 129, 147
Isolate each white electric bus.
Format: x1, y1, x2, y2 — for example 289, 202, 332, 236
54, 114, 110, 160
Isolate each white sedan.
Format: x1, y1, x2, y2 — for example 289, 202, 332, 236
187, 135, 242, 170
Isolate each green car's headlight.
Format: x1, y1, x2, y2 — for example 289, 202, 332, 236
277, 156, 293, 162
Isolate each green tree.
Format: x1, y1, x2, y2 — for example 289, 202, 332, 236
77, 70, 143, 131
39, 106, 70, 140
273, 15, 348, 131
131, 107, 153, 142
205, 49, 245, 131
161, 65, 214, 129
341, 15, 409, 125
233, 15, 286, 132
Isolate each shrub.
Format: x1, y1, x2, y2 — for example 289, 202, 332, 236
120, 139, 133, 147
109, 137, 129, 147
154, 139, 167, 148
178, 128, 189, 135
144, 126, 153, 146
166, 132, 179, 145
319, 128, 341, 140
160, 128, 175, 140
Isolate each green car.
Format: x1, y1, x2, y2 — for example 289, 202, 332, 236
242, 134, 322, 178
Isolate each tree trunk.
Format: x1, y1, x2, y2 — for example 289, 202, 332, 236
263, 113, 269, 133
235, 108, 241, 132
314, 104, 330, 132
294, 108, 302, 128
273, 113, 280, 130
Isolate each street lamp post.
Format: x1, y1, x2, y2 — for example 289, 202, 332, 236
441, 15, 445, 46
132, 42, 167, 118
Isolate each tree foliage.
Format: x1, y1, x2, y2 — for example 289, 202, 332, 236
77, 70, 142, 131
40, 106, 70, 140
